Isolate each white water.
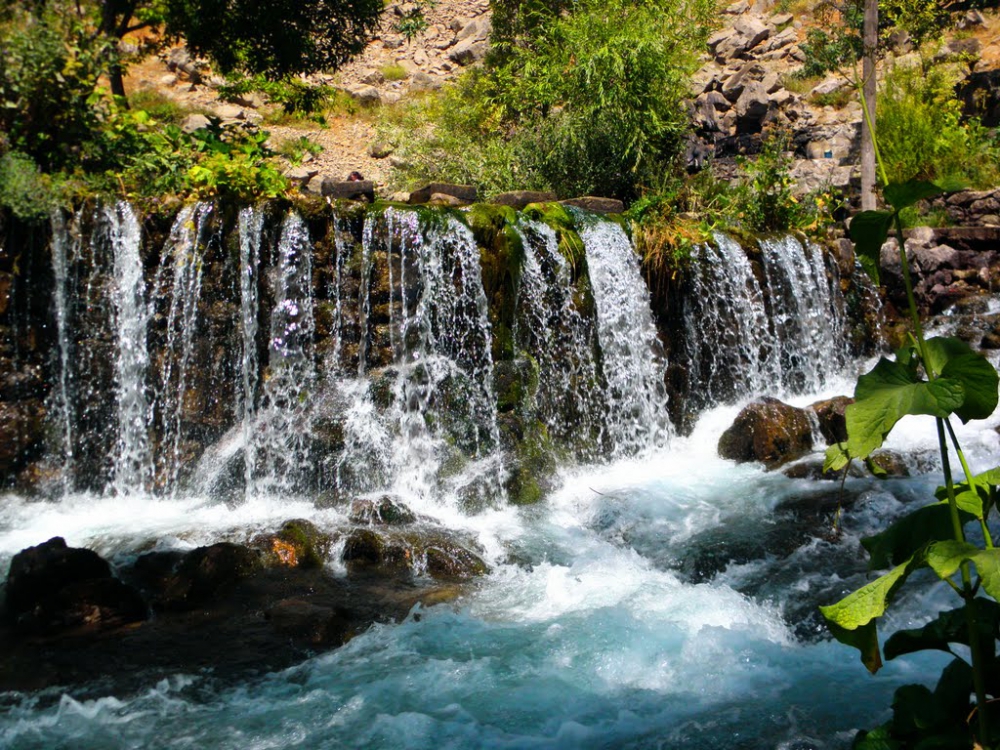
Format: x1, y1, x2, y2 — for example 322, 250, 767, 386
3, 381, 990, 748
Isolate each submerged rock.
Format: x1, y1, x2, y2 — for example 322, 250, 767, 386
717, 397, 814, 467
349, 495, 418, 525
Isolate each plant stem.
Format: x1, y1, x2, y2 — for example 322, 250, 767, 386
946, 418, 994, 549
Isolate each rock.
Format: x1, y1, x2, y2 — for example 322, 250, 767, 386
735, 81, 771, 131
811, 78, 846, 97
724, 0, 749, 13
707, 28, 736, 54
158, 74, 178, 87
909, 243, 959, 273
166, 46, 202, 83
408, 182, 478, 204
733, 15, 770, 51
359, 68, 385, 85
159, 543, 262, 610
718, 397, 814, 467
957, 9, 985, 29
382, 91, 402, 105
214, 103, 243, 120
254, 520, 333, 568
448, 38, 489, 65
412, 48, 429, 67
349, 495, 418, 525
304, 175, 325, 195
4, 537, 146, 633
764, 26, 797, 53
265, 598, 351, 646
430, 192, 467, 206
809, 396, 853, 445
181, 114, 211, 133
722, 62, 764, 102
322, 179, 376, 202
410, 71, 441, 91
769, 12, 794, 25
559, 196, 625, 214
869, 450, 910, 477
457, 17, 490, 42
342, 528, 488, 579
347, 85, 381, 106
285, 166, 318, 187
0, 400, 44, 476
489, 190, 558, 209
368, 141, 395, 159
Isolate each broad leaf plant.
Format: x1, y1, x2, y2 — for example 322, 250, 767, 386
821, 166, 1000, 748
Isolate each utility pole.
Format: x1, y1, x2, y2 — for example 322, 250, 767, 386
860, 0, 878, 210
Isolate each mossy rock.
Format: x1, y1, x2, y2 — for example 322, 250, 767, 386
503, 419, 559, 505
342, 528, 489, 580
494, 356, 539, 413
349, 495, 417, 526
159, 542, 264, 610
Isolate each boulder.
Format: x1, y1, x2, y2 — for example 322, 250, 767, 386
735, 81, 771, 132
322, 179, 376, 202
408, 182, 478, 205
181, 114, 211, 133
158, 542, 262, 610
342, 528, 488, 579
349, 495, 418, 525
734, 15, 770, 51
265, 598, 351, 647
254, 519, 333, 568
4, 537, 146, 633
448, 38, 489, 66
489, 191, 558, 209
347, 85, 381, 106
809, 396, 853, 445
560, 196, 625, 214
718, 397, 814, 467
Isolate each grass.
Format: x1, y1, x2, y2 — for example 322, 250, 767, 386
810, 87, 854, 108
382, 63, 409, 81
783, 73, 823, 94
275, 135, 324, 165
129, 88, 195, 124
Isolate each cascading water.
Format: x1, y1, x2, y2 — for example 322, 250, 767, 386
514, 219, 602, 453
104, 201, 153, 495
153, 202, 213, 491
580, 218, 669, 454
251, 211, 316, 496
48, 210, 78, 486
758, 234, 846, 392
681, 232, 850, 409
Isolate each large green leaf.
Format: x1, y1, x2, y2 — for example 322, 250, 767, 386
926, 539, 980, 580
972, 549, 1000, 600
935, 466, 1000, 519
884, 177, 967, 212
863, 505, 972, 570
884, 600, 1000, 661
849, 210, 894, 286
923, 337, 975, 379
846, 358, 965, 458
820, 557, 920, 673
940, 354, 999, 423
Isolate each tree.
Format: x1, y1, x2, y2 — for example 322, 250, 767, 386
8, 0, 384, 100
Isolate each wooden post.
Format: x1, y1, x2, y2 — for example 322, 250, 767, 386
860, 0, 878, 210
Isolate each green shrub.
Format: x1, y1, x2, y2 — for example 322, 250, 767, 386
378, 0, 715, 202
128, 88, 193, 125
878, 60, 1000, 188
276, 135, 323, 165
0, 152, 57, 222
733, 135, 802, 232
382, 63, 409, 81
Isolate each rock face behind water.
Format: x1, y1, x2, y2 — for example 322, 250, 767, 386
717, 397, 814, 467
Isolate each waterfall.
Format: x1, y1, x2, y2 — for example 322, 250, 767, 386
153, 202, 213, 491
49, 211, 77, 486
105, 202, 153, 495
680, 232, 849, 408
580, 218, 669, 455
251, 212, 317, 496
238, 206, 264, 495
515, 219, 602, 454
758, 235, 846, 392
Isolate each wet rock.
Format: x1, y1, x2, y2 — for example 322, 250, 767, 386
265, 598, 352, 646
349, 495, 418, 525
4, 537, 146, 633
0, 400, 45, 477
158, 543, 263, 610
869, 450, 910, 477
342, 528, 488, 579
254, 519, 334, 568
718, 397, 814, 467
809, 396, 853, 445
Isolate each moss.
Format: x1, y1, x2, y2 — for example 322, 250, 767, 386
273, 519, 331, 568
505, 419, 558, 505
